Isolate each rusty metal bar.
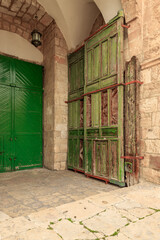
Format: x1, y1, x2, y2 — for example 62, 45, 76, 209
121, 156, 144, 160
65, 80, 143, 104
85, 173, 109, 184
73, 168, 85, 174
65, 96, 83, 104
121, 24, 130, 29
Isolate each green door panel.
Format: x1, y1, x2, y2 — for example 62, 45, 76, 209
0, 55, 11, 85
68, 139, 73, 167
14, 134, 42, 170
102, 40, 109, 76
86, 140, 92, 173
14, 58, 43, 89
91, 93, 99, 127
0, 54, 43, 173
87, 50, 93, 83
93, 45, 100, 80
109, 34, 118, 75
0, 85, 12, 172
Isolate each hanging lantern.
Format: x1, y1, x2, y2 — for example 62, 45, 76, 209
31, 15, 42, 47
31, 29, 42, 47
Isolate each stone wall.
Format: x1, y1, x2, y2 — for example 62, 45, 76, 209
122, 0, 160, 184
43, 21, 68, 171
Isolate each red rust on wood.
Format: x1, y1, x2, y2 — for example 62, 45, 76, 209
85, 173, 109, 184
84, 24, 109, 42
74, 168, 85, 174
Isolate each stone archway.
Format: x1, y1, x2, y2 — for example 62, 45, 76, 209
0, 0, 54, 53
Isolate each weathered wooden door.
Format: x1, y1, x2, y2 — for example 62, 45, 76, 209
0, 55, 43, 172
67, 11, 125, 186
84, 11, 125, 186
68, 47, 85, 171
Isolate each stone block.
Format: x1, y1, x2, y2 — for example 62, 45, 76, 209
0, 6, 16, 16
20, 0, 31, 13
141, 68, 151, 84
1, 0, 11, 8
14, 17, 21, 25
149, 155, 160, 171
36, 6, 45, 20
3, 21, 9, 31
23, 13, 32, 21
141, 126, 159, 140
2, 13, 13, 23
10, 24, 16, 32
27, 4, 37, 15
10, 0, 24, 12
140, 154, 149, 168
40, 13, 53, 26
145, 140, 160, 154
16, 27, 23, 35
152, 112, 160, 127
141, 167, 160, 184
140, 98, 158, 113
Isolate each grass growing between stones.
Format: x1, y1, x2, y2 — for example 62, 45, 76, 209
149, 208, 160, 212
47, 225, 53, 230
66, 218, 74, 223
110, 228, 120, 236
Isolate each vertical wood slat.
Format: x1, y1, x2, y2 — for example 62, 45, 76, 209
125, 56, 140, 186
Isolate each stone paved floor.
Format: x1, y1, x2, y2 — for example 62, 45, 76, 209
0, 168, 117, 218
0, 168, 160, 240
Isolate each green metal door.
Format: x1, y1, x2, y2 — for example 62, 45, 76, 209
0, 55, 43, 172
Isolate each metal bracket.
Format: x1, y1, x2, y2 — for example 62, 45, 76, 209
125, 162, 133, 173
122, 24, 130, 29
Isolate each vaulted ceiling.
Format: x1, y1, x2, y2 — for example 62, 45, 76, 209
38, 0, 122, 49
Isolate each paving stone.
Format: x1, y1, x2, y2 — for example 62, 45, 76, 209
28, 207, 63, 228
0, 212, 11, 222
124, 189, 160, 209
121, 212, 160, 240
86, 192, 123, 208
83, 207, 128, 236
0, 216, 35, 239
3, 228, 61, 240
56, 199, 103, 221
0, 169, 116, 218
52, 219, 95, 240
128, 207, 155, 219
114, 199, 142, 210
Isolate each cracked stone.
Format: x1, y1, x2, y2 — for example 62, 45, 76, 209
128, 207, 155, 219
121, 212, 160, 240
53, 219, 95, 240
83, 207, 128, 236
56, 199, 103, 221
28, 207, 64, 228
107, 232, 131, 239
